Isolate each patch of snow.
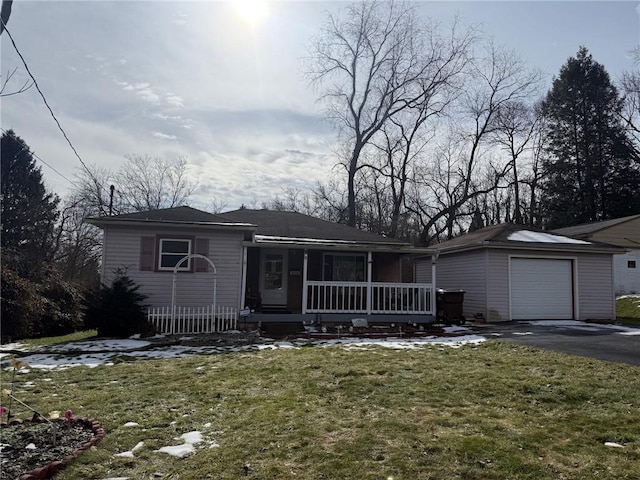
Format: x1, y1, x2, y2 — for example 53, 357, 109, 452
0, 342, 30, 352
507, 231, 591, 244
100, 478, 129, 480
203, 422, 212, 428
44, 339, 151, 352
604, 442, 624, 448
616, 294, 640, 300
528, 320, 595, 327
513, 332, 534, 336
123, 422, 139, 427
25, 443, 37, 450
115, 441, 144, 458
129, 334, 141, 339
1, 333, 487, 370
157, 431, 203, 458
442, 325, 471, 333
618, 330, 640, 336
568, 326, 602, 332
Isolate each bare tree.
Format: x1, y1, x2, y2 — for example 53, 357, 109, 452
407, 42, 543, 244
620, 48, 640, 148
52, 197, 102, 285
308, 1, 472, 226
490, 100, 541, 224
116, 154, 197, 212
0, 67, 34, 97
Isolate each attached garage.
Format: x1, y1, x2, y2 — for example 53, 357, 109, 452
415, 224, 623, 322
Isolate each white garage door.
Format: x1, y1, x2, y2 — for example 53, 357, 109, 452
510, 258, 573, 320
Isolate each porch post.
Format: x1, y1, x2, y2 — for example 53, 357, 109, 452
240, 246, 248, 311
431, 253, 438, 315
302, 249, 308, 314
366, 251, 373, 315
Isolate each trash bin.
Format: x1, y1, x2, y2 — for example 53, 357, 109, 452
436, 289, 466, 325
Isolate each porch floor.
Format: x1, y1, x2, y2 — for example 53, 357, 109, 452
246, 313, 437, 325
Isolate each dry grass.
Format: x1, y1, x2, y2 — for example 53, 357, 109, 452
2, 341, 639, 479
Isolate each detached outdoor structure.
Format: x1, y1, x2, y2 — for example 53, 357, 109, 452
89, 207, 437, 334
416, 224, 624, 323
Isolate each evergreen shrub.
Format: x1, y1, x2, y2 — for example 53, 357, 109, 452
84, 272, 153, 337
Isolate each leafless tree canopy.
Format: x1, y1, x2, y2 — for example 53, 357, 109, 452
306, 1, 545, 243
73, 154, 198, 217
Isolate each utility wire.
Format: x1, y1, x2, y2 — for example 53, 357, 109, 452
1, 127, 77, 187
0, 18, 93, 178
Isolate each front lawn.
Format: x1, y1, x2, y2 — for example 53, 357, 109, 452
2, 341, 639, 479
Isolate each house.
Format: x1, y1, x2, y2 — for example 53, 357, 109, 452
88, 206, 437, 331
415, 224, 624, 322
552, 214, 640, 295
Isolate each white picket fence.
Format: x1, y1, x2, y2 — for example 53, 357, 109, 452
148, 305, 238, 334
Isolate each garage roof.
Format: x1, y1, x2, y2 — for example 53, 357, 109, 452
433, 224, 624, 254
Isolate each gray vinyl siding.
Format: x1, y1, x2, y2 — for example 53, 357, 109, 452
426, 248, 616, 322
414, 258, 433, 284
433, 251, 487, 320
485, 250, 511, 322
102, 225, 244, 309
576, 253, 615, 320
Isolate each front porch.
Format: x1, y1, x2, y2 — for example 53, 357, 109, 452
241, 245, 436, 321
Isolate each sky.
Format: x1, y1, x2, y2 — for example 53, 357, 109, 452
1, 1, 639, 211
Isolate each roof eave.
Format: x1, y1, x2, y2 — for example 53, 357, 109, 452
244, 237, 434, 253
436, 241, 625, 255
86, 218, 256, 230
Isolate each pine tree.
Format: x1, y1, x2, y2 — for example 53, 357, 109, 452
1, 130, 59, 279
540, 47, 640, 228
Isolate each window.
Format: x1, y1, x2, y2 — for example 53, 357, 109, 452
323, 253, 366, 281
158, 238, 192, 271
629, 260, 637, 269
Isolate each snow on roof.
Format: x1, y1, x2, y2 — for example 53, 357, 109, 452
507, 230, 591, 244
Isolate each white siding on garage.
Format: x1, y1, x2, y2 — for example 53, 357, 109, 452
102, 225, 244, 309
510, 258, 573, 320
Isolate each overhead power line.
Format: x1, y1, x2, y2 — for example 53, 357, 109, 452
1, 127, 77, 187
0, 18, 94, 179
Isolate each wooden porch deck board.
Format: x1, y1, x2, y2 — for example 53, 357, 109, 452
247, 313, 437, 324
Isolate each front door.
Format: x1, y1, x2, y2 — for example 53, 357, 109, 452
260, 249, 288, 306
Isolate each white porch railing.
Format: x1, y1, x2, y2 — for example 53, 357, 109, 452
148, 305, 238, 334
305, 282, 433, 315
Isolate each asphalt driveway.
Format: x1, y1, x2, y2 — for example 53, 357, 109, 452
471, 320, 640, 366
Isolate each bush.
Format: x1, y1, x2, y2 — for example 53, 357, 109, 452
0, 268, 42, 341
37, 276, 85, 337
1, 267, 86, 341
84, 273, 153, 337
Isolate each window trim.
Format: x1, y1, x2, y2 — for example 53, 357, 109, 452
323, 252, 367, 282
157, 236, 194, 272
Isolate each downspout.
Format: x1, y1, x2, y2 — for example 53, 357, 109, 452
240, 245, 248, 311
431, 252, 439, 316
302, 249, 308, 314
366, 251, 373, 315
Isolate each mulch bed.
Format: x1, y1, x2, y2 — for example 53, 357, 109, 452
0, 417, 104, 480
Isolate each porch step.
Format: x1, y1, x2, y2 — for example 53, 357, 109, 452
261, 321, 305, 336
260, 304, 292, 314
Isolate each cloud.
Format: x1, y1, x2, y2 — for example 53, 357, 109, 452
166, 94, 184, 107
151, 132, 178, 141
